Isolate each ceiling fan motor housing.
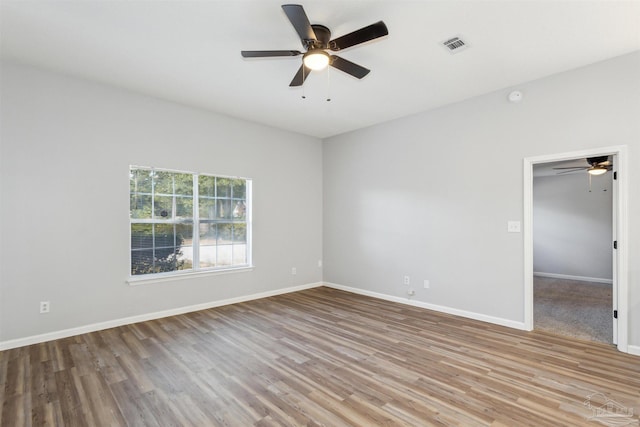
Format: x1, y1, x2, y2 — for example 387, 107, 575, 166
587, 156, 609, 166
309, 25, 331, 48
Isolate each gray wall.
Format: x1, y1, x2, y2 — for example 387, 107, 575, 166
323, 52, 640, 346
2, 52, 639, 349
533, 172, 612, 281
0, 62, 323, 343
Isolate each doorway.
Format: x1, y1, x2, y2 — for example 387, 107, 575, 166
531, 161, 613, 343
523, 146, 629, 352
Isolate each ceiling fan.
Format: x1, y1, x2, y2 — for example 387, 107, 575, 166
241, 4, 388, 87
553, 156, 613, 176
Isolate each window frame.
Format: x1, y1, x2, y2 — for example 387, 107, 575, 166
128, 166, 253, 285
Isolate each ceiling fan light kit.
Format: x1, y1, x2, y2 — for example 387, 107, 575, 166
241, 4, 388, 88
588, 166, 608, 176
303, 50, 330, 71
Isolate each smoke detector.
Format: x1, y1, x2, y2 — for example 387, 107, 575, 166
508, 90, 523, 103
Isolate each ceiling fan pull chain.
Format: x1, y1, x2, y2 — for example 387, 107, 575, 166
301, 66, 306, 99
326, 65, 332, 102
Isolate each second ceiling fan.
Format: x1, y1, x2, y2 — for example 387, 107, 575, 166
241, 4, 389, 87
553, 156, 613, 176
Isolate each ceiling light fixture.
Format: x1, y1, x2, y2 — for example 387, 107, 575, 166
303, 50, 330, 71
588, 166, 607, 176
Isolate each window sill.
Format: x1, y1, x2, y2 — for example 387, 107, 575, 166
127, 266, 254, 286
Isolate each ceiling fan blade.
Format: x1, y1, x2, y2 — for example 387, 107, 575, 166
556, 169, 584, 175
289, 64, 312, 87
330, 56, 370, 79
282, 4, 317, 43
241, 50, 302, 58
329, 21, 388, 51
552, 166, 589, 170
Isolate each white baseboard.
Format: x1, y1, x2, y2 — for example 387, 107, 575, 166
322, 282, 527, 331
0, 282, 323, 351
534, 272, 612, 284
627, 345, 640, 357
5, 281, 635, 356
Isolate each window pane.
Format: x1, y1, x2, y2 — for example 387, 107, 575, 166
217, 244, 232, 266
233, 245, 247, 265
231, 201, 246, 220
199, 198, 216, 220
177, 223, 193, 272
232, 223, 247, 265
130, 169, 152, 194
176, 223, 193, 247
216, 178, 231, 198
199, 223, 218, 268
154, 223, 176, 248
217, 199, 232, 219
199, 175, 215, 197
154, 196, 173, 219
154, 171, 174, 194
131, 224, 153, 249
232, 179, 246, 199
176, 197, 193, 219
218, 223, 232, 244
199, 245, 216, 268
130, 194, 152, 219
233, 224, 246, 243
131, 249, 154, 275
173, 173, 193, 196
199, 222, 217, 245
155, 224, 190, 273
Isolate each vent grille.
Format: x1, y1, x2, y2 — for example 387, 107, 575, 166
442, 36, 468, 54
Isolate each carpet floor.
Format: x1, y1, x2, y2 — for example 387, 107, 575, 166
534, 276, 612, 344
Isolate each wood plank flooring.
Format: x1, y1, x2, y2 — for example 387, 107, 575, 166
1, 287, 639, 426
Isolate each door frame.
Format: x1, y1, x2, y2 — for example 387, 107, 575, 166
523, 145, 628, 352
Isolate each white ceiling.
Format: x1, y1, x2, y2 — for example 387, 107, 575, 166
2, 1, 639, 138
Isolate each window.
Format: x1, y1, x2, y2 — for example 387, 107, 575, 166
129, 166, 251, 278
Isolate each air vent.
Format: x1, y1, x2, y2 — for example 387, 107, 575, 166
442, 36, 468, 54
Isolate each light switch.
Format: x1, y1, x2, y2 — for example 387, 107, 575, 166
507, 221, 521, 233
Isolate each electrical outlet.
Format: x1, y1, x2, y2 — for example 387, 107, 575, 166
407, 289, 415, 296
424, 280, 430, 289
40, 301, 50, 314
318, 259, 323, 268
291, 267, 297, 275
403, 275, 410, 285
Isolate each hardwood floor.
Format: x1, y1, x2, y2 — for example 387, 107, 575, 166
1, 287, 639, 426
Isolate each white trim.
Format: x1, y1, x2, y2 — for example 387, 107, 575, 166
627, 345, 640, 357
533, 272, 612, 285
524, 145, 629, 353
129, 164, 251, 181
323, 282, 527, 331
0, 282, 323, 351
127, 265, 254, 286
524, 155, 534, 331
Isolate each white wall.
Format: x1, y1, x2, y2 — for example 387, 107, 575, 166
0, 61, 323, 344
323, 52, 640, 346
533, 172, 612, 282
